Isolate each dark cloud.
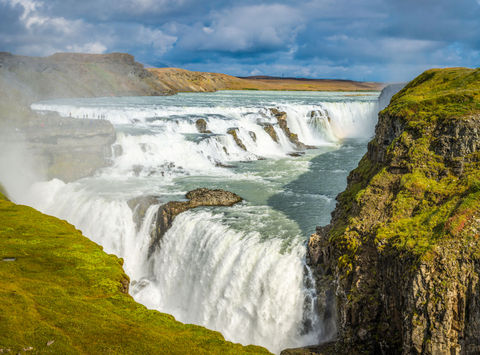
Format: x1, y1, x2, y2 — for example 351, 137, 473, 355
0, 0, 478, 81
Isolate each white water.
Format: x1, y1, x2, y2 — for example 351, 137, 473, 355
13, 91, 380, 353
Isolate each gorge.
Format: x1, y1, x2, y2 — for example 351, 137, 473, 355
1, 52, 479, 355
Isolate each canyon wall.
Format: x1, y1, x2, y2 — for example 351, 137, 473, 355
0, 52, 171, 182
306, 68, 480, 354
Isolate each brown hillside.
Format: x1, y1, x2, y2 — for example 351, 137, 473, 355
149, 67, 384, 92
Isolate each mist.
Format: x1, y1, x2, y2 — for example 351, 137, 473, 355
0, 125, 46, 203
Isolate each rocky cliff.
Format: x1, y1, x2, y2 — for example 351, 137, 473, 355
0, 112, 115, 182
0, 52, 171, 182
0, 52, 169, 111
306, 68, 480, 354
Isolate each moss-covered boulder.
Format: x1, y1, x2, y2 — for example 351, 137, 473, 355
307, 68, 480, 354
0, 197, 269, 354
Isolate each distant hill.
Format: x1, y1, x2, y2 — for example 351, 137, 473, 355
149, 68, 384, 92
0, 52, 172, 124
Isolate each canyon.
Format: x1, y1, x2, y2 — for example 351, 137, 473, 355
1, 52, 479, 355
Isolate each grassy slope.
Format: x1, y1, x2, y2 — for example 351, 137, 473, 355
0, 193, 270, 354
332, 67, 480, 267
149, 68, 384, 92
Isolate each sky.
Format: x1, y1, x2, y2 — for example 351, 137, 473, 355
0, 0, 479, 82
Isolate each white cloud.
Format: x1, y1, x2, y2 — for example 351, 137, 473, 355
3, 0, 46, 28
66, 41, 107, 54
136, 26, 177, 56
180, 4, 303, 53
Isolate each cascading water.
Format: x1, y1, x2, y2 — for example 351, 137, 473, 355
15, 90, 380, 353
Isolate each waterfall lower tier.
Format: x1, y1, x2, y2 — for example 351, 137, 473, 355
133, 211, 320, 353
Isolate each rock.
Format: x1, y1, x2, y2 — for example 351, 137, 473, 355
0, 111, 116, 182
215, 162, 236, 168
262, 123, 279, 143
280, 342, 338, 355
150, 188, 242, 254
195, 118, 212, 134
309, 110, 330, 123
46, 340, 55, 346
227, 128, 247, 151
113, 144, 123, 158
0, 52, 177, 182
249, 131, 257, 142
304, 68, 480, 354
287, 152, 305, 157
127, 195, 160, 230
269, 108, 315, 150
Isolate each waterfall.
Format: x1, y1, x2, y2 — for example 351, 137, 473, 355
14, 91, 382, 353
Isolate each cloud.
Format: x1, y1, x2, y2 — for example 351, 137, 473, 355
0, 0, 479, 81
66, 42, 107, 54
177, 4, 302, 53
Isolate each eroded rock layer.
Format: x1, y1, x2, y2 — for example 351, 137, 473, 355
0, 52, 170, 181
149, 188, 242, 254
307, 68, 480, 354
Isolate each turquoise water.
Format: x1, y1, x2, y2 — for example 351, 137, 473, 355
28, 90, 379, 353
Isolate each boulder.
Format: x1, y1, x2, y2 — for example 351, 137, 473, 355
150, 188, 242, 254
195, 118, 212, 134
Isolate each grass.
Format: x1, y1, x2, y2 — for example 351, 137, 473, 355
0, 196, 270, 354
383, 67, 480, 128
330, 67, 480, 268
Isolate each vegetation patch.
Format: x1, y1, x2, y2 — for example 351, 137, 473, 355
330, 67, 480, 269
0, 198, 270, 354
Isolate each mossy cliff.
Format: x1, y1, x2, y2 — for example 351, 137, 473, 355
0, 192, 270, 354
307, 68, 480, 354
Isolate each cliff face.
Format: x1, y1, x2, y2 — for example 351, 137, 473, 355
307, 68, 480, 354
0, 112, 116, 182
0, 52, 170, 110
0, 52, 171, 182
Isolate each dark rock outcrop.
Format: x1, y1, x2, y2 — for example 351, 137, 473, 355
150, 188, 242, 254
280, 342, 337, 355
269, 108, 315, 149
304, 68, 480, 355
127, 195, 160, 230
262, 123, 279, 143
227, 128, 247, 151
195, 118, 212, 134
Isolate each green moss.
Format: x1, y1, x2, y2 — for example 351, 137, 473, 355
0, 198, 270, 354
330, 67, 480, 266
0, 184, 9, 201
383, 68, 480, 126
